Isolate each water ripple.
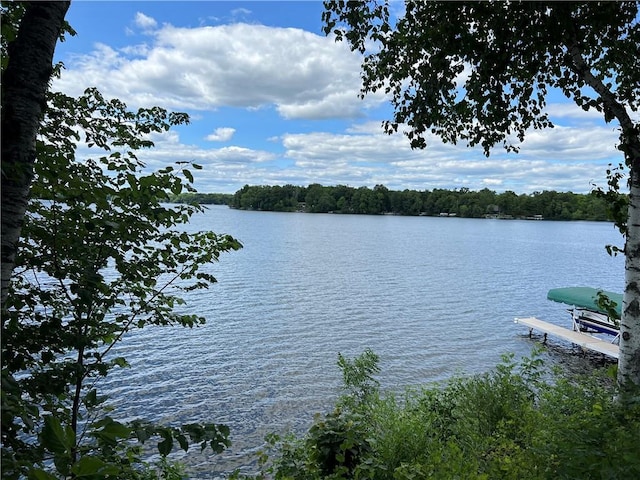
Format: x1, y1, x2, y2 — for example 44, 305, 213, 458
100, 209, 624, 478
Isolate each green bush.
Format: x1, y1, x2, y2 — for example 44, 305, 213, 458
242, 349, 640, 480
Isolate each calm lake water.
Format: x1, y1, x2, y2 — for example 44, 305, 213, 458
103, 206, 624, 478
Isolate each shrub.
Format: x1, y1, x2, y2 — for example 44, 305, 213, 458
242, 349, 640, 480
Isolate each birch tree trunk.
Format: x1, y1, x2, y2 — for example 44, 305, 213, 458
1, 1, 71, 310
563, 34, 640, 395
620, 135, 640, 395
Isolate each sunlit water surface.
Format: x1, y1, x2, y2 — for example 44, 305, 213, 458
101, 206, 624, 478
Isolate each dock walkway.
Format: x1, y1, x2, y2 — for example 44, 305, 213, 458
515, 316, 619, 359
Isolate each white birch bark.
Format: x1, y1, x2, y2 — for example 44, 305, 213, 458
619, 141, 640, 394
565, 38, 640, 394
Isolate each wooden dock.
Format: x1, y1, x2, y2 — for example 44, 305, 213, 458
515, 316, 619, 359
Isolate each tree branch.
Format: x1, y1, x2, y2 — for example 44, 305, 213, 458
565, 40, 639, 166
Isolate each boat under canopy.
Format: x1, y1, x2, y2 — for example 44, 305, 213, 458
515, 287, 623, 357
547, 286, 622, 318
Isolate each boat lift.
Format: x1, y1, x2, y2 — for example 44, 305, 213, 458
515, 287, 622, 360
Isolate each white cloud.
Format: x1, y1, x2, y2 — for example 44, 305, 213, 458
53, 12, 627, 195
544, 102, 611, 123
53, 23, 371, 119
139, 131, 276, 166
482, 178, 503, 186
517, 125, 619, 160
65, 93, 621, 194
206, 127, 236, 142
230, 8, 252, 19
273, 121, 620, 194
75, 121, 618, 194
134, 12, 158, 31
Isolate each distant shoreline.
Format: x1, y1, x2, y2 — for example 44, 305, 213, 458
171, 184, 620, 222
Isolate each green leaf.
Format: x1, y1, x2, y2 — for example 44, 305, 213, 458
92, 417, 132, 447
41, 415, 73, 455
84, 389, 98, 407
132, 421, 154, 443
157, 428, 173, 456
176, 432, 189, 451
112, 356, 129, 368
71, 456, 119, 476
171, 182, 182, 195
183, 423, 205, 442
28, 469, 58, 480
103, 420, 132, 439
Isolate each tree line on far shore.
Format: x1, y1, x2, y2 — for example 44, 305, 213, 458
172, 184, 620, 221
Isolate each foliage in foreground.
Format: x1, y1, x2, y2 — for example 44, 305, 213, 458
238, 349, 640, 480
1, 86, 241, 479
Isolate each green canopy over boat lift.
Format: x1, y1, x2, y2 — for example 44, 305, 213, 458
547, 286, 622, 318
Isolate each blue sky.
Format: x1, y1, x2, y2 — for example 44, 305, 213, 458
52, 1, 626, 194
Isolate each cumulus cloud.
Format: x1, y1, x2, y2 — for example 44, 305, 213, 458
134, 12, 158, 31
138, 131, 276, 166
206, 127, 236, 142
544, 102, 611, 123
90, 123, 616, 194
230, 8, 252, 19
274, 121, 620, 194
517, 125, 619, 160
53, 22, 372, 119
482, 178, 503, 186
53, 10, 626, 195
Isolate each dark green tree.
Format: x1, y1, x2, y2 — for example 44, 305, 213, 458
306, 183, 337, 213
230, 183, 611, 219
323, 0, 640, 395
399, 189, 423, 215
374, 184, 391, 212
497, 190, 519, 217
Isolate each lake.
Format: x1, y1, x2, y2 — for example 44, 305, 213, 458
102, 206, 624, 477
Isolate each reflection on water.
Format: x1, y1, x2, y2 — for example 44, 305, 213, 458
102, 207, 624, 478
